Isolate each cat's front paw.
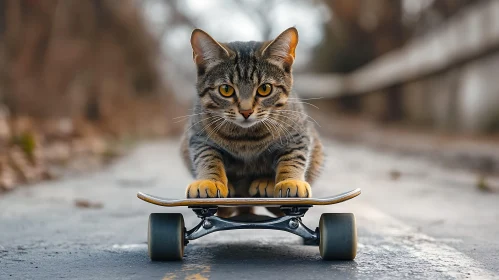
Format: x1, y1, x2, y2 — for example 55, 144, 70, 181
186, 180, 228, 198
274, 179, 312, 198
249, 178, 275, 197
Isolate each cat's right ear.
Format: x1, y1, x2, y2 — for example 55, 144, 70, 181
191, 29, 230, 68
261, 27, 299, 70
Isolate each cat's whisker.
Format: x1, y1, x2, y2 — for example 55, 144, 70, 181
199, 117, 224, 137
267, 112, 296, 133
267, 117, 292, 145
185, 115, 222, 138
173, 112, 206, 120
268, 111, 303, 130
271, 114, 305, 143
264, 118, 284, 145
288, 97, 324, 101
200, 119, 224, 144
268, 112, 305, 131
275, 119, 293, 145
174, 116, 203, 124
212, 119, 227, 136
271, 115, 295, 134
274, 110, 321, 127
174, 114, 204, 124
260, 120, 270, 139
204, 118, 226, 144
261, 119, 275, 141
265, 119, 279, 140
182, 115, 219, 135
286, 101, 320, 110
210, 118, 226, 136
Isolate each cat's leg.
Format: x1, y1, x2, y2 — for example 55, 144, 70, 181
248, 178, 275, 197
273, 144, 312, 198
236, 207, 254, 215
305, 132, 324, 184
186, 146, 229, 198
216, 182, 236, 217
228, 178, 255, 215
266, 207, 285, 217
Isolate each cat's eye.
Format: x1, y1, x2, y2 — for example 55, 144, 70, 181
257, 84, 272, 96
219, 84, 234, 97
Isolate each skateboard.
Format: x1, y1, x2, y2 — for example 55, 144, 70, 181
137, 188, 361, 261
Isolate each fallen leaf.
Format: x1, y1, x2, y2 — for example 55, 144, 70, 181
389, 170, 401, 180
476, 175, 494, 193
74, 199, 103, 209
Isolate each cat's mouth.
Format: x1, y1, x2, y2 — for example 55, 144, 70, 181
235, 118, 258, 128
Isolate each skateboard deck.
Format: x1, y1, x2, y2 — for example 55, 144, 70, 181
137, 188, 361, 207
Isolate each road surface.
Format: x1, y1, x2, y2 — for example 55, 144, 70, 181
1, 139, 499, 279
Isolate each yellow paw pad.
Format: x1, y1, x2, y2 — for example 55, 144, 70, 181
274, 179, 311, 198
186, 180, 228, 198
249, 178, 275, 197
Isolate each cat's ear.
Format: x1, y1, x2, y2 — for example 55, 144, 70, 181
262, 27, 298, 69
191, 29, 230, 68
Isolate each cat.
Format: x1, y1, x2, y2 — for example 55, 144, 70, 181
181, 27, 323, 205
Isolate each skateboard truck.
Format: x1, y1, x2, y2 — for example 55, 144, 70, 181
186, 206, 319, 243
139, 188, 361, 261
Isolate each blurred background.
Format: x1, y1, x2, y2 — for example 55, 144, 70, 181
1, 0, 498, 191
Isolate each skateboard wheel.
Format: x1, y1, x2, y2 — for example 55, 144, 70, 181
148, 213, 185, 261
319, 213, 357, 260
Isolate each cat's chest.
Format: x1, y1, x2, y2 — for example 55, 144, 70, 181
221, 148, 275, 176
210, 134, 272, 159
223, 143, 269, 159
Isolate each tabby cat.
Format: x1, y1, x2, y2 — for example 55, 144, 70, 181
181, 27, 323, 202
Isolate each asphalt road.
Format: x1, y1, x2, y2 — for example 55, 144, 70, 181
1, 139, 499, 279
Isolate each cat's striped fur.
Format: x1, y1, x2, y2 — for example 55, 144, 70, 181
181, 27, 323, 204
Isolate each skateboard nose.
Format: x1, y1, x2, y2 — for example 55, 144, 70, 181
239, 109, 254, 119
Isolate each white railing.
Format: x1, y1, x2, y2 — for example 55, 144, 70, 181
294, 0, 499, 98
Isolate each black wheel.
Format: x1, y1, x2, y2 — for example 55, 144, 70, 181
148, 213, 185, 261
319, 213, 357, 260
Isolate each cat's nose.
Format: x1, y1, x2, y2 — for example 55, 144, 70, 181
239, 109, 254, 119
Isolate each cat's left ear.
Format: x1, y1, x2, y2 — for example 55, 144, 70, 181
191, 29, 231, 69
262, 27, 299, 69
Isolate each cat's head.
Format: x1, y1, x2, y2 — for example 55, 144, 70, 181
191, 27, 298, 128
